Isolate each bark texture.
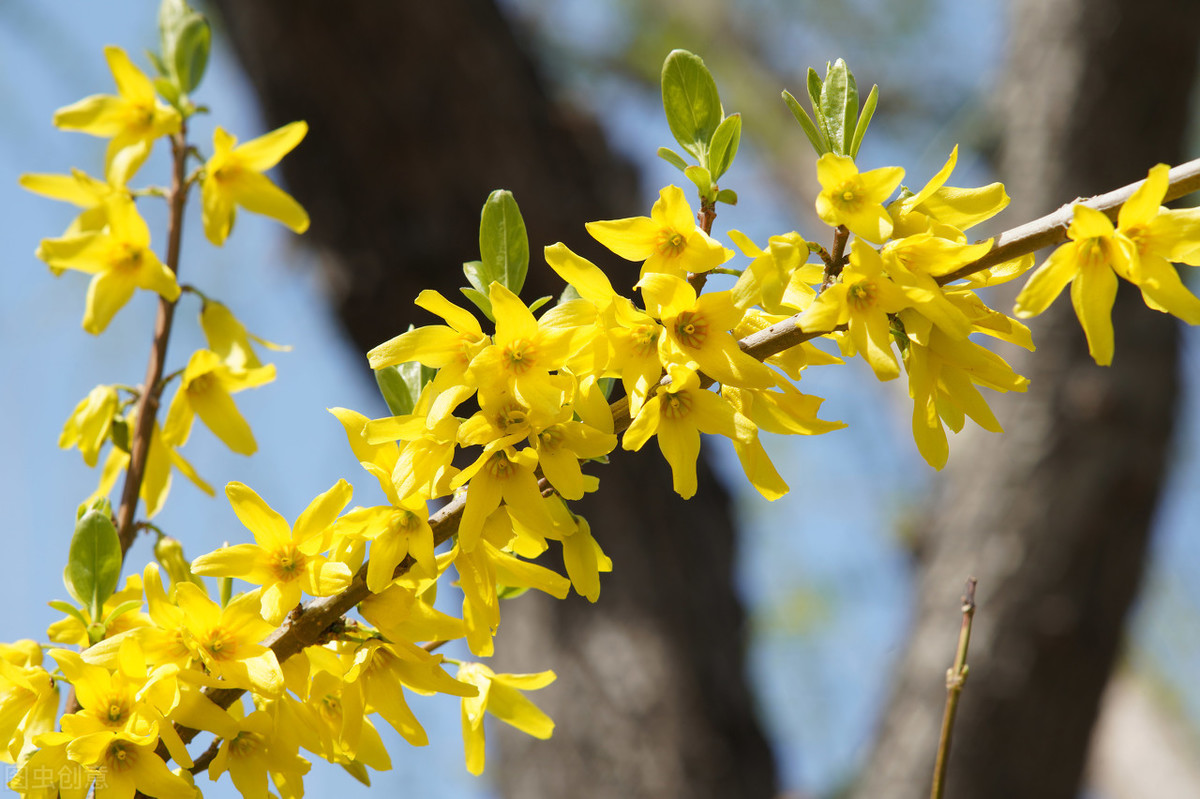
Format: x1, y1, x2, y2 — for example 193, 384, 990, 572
851, 1, 1200, 798
206, 2, 777, 797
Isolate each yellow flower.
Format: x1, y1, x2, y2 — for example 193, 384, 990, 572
91, 415, 213, 520
886, 146, 1010, 239
59, 385, 120, 467
1013, 205, 1136, 365
191, 481, 354, 623
586, 185, 732, 279
333, 495, 436, 594
451, 444, 554, 552
20, 168, 127, 243
638, 272, 776, 389
623, 364, 783, 499
162, 349, 275, 455
37, 196, 180, 334
200, 300, 289, 371
815, 153, 904, 243
457, 663, 555, 776
172, 583, 284, 696
202, 122, 310, 246
206, 707, 311, 799
52, 46, 181, 184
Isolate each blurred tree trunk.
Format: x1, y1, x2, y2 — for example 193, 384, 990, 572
206, 2, 777, 798
851, 1, 1200, 798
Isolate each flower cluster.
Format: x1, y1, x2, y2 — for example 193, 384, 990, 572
11, 22, 1200, 799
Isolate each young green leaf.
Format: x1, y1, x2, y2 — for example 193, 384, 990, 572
64, 509, 122, 620
462, 260, 491, 294
103, 599, 145, 627
48, 600, 90, 628
479, 190, 529, 295
850, 84, 879, 158
819, 59, 857, 156
374, 356, 436, 417
716, 188, 739, 206
661, 50, 723, 163
528, 295, 554, 314
657, 147, 690, 172
708, 113, 742, 181
782, 90, 828, 155
684, 165, 713, 198
461, 287, 495, 322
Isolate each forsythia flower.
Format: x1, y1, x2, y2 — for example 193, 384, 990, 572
163, 349, 275, 455
59, 385, 120, 467
37, 196, 180, 334
457, 663, 556, 776
587, 185, 732, 279
202, 122, 310, 246
51, 46, 181, 184
814, 153, 904, 243
191, 481, 354, 624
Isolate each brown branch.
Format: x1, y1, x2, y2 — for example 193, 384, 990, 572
163, 155, 1200, 756
116, 124, 192, 556
930, 578, 978, 799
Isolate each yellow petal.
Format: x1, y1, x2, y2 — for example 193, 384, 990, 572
585, 216, 660, 261
82, 271, 136, 334
227, 170, 309, 233
191, 385, 257, 455
1070, 262, 1118, 366
225, 482, 291, 549
233, 121, 308, 171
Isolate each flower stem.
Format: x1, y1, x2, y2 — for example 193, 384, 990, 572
115, 123, 191, 557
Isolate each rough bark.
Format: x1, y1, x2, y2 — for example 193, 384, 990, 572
851, 1, 1200, 798
206, 2, 777, 797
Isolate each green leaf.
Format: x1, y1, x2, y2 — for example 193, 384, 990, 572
559, 284, 583, 305
462, 260, 490, 295
497, 584, 530, 600
110, 415, 130, 453
64, 509, 122, 620
661, 50, 723, 163
527, 295, 553, 314
152, 77, 181, 108
716, 188, 739, 206
708, 113, 741, 181
479, 190, 529, 296
159, 0, 210, 95
807, 66, 833, 152
820, 59, 857, 156
684, 165, 713, 198
461, 287, 495, 322
657, 146, 690, 172
340, 760, 372, 787
172, 13, 211, 93
103, 599, 145, 627
374, 356, 435, 417
48, 600, 90, 628
850, 84, 879, 158
782, 90, 828, 155
598, 377, 617, 400
145, 49, 168, 78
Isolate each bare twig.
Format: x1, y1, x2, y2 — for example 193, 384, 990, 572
930, 577, 978, 799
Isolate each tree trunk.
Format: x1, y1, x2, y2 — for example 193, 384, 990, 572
206, 2, 778, 797
851, 1, 1200, 798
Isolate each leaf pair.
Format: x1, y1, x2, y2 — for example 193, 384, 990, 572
147, 0, 211, 110
783, 58, 878, 159
658, 50, 741, 205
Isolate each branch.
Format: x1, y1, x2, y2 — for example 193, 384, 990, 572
166, 155, 1200, 751
930, 577, 978, 799
116, 125, 192, 556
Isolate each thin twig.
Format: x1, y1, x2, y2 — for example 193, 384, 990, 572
930, 577, 978, 799
115, 123, 192, 557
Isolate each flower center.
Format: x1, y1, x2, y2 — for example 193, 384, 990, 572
230, 731, 263, 757
112, 243, 144, 273
496, 403, 528, 433
389, 509, 420, 534
187, 372, 215, 395
538, 427, 564, 453
673, 311, 708, 349
662, 390, 693, 420
1079, 237, 1111, 270
631, 324, 659, 358
107, 740, 135, 772
485, 450, 517, 480
657, 229, 686, 257
847, 280, 878, 311
502, 339, 537, 375
204, 628, 236, 661
271, 544, 307, 581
